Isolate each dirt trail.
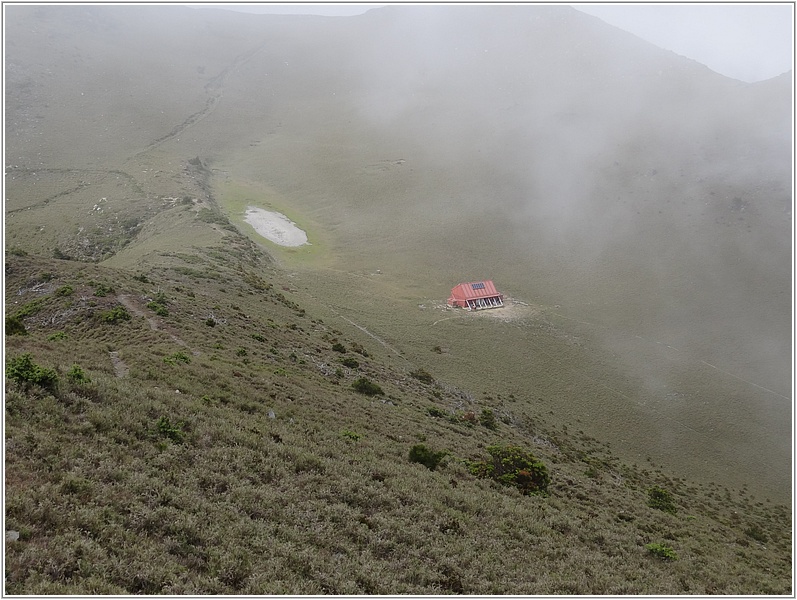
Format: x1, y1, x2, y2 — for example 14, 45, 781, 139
337, 314, 406, 359
109, 351, 128, 378
5, 167, 143, 215
117, 294, 198, 355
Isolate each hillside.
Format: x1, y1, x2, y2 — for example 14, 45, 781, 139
4, 4, 792, 594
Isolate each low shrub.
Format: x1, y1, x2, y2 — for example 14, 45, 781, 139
55, 285, 74, 297
66, 364, 91, 384
5, 315, 27, 336
341, 357, 360, 369
352, 377, 384, 396
647, 486, 678, 514
147, 301, 169, 317
409, 444, 447, 471
164, 351, 191, 365
479, 408, 498, 430
12, 298, 44, 319
6, 353, 58, 389
645, 543, 678, 561
340, 429, 362, 442
331, 342, 347, 353
101, 306, 131, 323
48, 331, 68, 341
427, 407, 447, 418
156, 416, 185, 444
468, 445, 550, 495
744, 524, 768, 543
92, 282, 114, 297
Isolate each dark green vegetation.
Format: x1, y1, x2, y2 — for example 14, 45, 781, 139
351, 377, 385, 396
4, 4, 791, 594
408, 444, 448, 471
468, 445, 551, 496
646, 542, 679, 562
648, 485, 679, 515
6, 353, 59, 390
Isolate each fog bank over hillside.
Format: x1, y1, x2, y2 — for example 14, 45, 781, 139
4, 4, 791, 495
253, 4, 791, 390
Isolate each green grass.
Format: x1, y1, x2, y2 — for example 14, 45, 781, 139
214, 178, 334, 269
4, 251, 791, 595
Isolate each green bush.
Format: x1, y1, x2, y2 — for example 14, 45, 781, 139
331, 342, 347, 353
645, 543, 678, 561
479, 408, 498, 430
48, 331, 68, 341
409, 444, 447, 471
340, 429, 362, 442
164, 351, 191, 365
469, 445, 550, 495
12, 298, 44, 319
6, 353, 58, 389
54, 284, 74, 297
92, 282, 114, 297
427, 407, 447, 418
352, 377, 384, 396
147, 301, 169, 316
647, 486, 678, 514
5, 315, 27, 336
100, 306, 131, 323
341, 357, 360, 369
66, 364, 91, 384
156, 416, 185, 444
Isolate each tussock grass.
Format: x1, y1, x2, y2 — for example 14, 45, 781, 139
4, 250, 791, 594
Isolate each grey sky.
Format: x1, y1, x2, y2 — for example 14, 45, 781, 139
196, 3, 793, 83
575, 3, 793, 83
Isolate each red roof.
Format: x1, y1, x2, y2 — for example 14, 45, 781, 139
448, 280, 501, 302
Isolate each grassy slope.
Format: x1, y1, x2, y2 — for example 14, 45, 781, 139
4, 4, 792, 594
4, 249, 791, 595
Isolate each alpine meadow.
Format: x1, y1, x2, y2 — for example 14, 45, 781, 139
3, 4, 792, 594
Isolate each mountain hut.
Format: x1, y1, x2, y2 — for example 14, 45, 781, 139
447, 280, 504, 310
